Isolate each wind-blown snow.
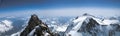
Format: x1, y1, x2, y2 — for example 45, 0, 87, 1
0, 20, 13, 33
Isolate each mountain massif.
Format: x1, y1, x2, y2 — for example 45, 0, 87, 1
17, 14, 120, 36
20, 14, 53, 36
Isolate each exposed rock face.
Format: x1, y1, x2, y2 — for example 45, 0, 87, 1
20, 14, 53, 36
78, 18, 100, 36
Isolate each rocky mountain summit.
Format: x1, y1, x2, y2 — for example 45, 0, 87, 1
20, 14, 53, 36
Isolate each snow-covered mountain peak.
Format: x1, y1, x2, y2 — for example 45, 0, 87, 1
73, 16, 87, 24
66, 14, 120, 36
73, 14, 120, 26
71, 16, 99, 30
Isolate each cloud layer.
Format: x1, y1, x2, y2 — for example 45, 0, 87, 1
0, 20, 13, 33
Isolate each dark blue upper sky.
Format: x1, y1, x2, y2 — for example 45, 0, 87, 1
0, 0, 120, 12
0, 0, 120, 17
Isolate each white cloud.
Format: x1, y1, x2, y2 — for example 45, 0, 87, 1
0, 7, 120, 17
0, 20, 13, 33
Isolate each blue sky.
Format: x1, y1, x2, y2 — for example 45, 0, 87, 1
0, 0, 120, 17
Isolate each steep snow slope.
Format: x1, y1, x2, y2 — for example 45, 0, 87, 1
72, 16, 87, 31
66, 15, 120, 36
67, 16, 92, 36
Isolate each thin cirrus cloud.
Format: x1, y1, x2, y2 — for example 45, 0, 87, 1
0, 7, 120, 17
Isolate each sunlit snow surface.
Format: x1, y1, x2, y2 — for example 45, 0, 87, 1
72, 16, 87, 30
67, 16, 89, 36
66, 16, 120, 36
56, 25, 68, 32
103, 19, 119, 25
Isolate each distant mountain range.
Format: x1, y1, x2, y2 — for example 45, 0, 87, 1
0, 13, 120, 36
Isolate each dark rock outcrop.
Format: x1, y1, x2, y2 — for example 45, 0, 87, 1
77, 17, 100, 36
20, 14, 53, 36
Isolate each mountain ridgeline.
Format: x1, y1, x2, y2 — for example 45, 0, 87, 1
20, 14, 53, 36
66, 14, 120, 36
19, 14, 120, 36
